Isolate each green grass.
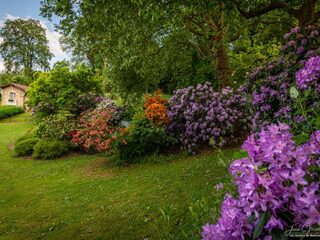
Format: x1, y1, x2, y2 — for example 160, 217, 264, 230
0, 112, 33, 123
0, 121, 234, 240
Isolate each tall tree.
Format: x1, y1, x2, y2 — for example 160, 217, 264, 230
41, 1, 302, 91
180, 2, 239, 87
0, 18, 53, 76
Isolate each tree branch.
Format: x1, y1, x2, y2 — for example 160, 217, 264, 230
259, 20, 295, 27
183, 15, 206, 37
235, 1, 288, 19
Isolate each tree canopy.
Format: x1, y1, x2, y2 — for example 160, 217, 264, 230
0, 18, 53, 76
39, 0, 319, 95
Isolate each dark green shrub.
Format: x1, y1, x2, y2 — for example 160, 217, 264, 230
0, 106, 24, 119
14, 138, 38, 156
117, 113, 177, 165
16, 131, 36, 143
32, 139, 70, 160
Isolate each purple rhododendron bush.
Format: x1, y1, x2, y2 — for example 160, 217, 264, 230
201, 25, 320, 240
249, 24, 320, 134
296, 56, 320, 91
202, 124, 320, 240
167, 82, 251, 154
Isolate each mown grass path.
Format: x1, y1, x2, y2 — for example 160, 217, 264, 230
0, 120, 231, 239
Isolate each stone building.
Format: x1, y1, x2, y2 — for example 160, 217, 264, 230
0, 83, 29, 108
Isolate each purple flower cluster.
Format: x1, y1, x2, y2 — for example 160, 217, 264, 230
296, 56, 320, 91
95, 97, 125, 126
202, 195, 252, 240
167, 82, 250, 153
250, 67, 291, 130
95, 97, 117, 111
32, 102, 56, 116
202, 124, 320, 239
76, 94, 100, 113
249, 24, 320, 132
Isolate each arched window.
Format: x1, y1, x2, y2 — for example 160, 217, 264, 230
8, 92, 16, 102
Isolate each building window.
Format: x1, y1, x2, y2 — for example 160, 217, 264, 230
8, 92, 16, 101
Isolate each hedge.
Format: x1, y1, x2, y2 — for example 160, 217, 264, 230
0, 106, 24, 119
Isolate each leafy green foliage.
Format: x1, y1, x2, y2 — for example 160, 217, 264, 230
14, 138, 38, 157
117, 113, 177, 165
0, 18, 52, 76
229, 41, 279, 86
232, 150, 248, 160
32, 139, 70, 160
0, 106, 24, 119
293, 133, 309, 145
15, 130, 36, 143
271, 229, 287, 240
0, 72, 33, 85
253, 211, 269, 239
28, 63, 102, 118
14, 130, 38, 157
40, 0, 287, 97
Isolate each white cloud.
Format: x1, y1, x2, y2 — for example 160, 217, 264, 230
5, 13, 17, 20
0, 13, 67, 69
39, 20, 66, 58
0, 59, 4, 72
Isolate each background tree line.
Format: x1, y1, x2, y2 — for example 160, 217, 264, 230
1, 1, 319, 100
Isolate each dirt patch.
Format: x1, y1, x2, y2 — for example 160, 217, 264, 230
80, 157, 116, 178
7, 143, 14, 150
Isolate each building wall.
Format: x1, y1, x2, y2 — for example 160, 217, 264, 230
0, 86, 27, 108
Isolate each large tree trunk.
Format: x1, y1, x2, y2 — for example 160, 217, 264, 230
209, 18, 232, 89
213, 42, 231, 89
296, 0, 318, 26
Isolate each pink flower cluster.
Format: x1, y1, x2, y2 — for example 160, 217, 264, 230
70, 109, 123, 152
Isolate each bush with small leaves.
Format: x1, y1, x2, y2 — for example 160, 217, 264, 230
14, 138, 38, 157
32, 139, 70, 160
0, 106, 24, 119
117, 112, 176, 164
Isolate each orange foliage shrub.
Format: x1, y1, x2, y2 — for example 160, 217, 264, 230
145, 90, 169, 126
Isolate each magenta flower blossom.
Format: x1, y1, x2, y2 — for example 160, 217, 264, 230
296, 56, 320, 90
201, 195, 253, 240
202, 124, 320, 239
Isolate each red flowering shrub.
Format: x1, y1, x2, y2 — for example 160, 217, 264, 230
145, 90, 169, 126
70, 109, 125, 153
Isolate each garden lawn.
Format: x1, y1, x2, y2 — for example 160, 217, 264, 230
0, 112, 33, 124
0, 121, 233, 240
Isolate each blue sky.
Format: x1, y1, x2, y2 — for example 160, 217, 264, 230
0, 0, 67, 71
